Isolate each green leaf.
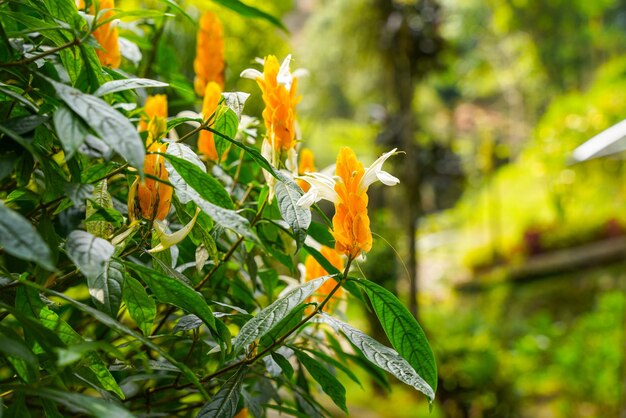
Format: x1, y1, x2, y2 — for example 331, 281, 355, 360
0, 201, 53, 270
259, 304, 307, 351
155, 0, 197, 25
10, 387, 133, 418
166, 116, 203, 131
0, 328, 39, 383
294, 349, 348, 413
173, 314, 203, 332
122, 275, 156, 336
212, 105, 238, 158
303, 245, 341, 276
275, 179, 311, 251
164, 145, 256, 241
17, 280, 208, 399
126, 262, 216, 332
302, 347, 362, 388
85, 179, 118, 238
15, 287, 125, 398
211, 0, 287, 31
207, 127, 276, 175
88, 258, 124, 317
321, 313, 435, 402
93, 78, 169, 97
163, 149, 233, 209
307, 221, 335, 248
221, 92, 250, 118
45, 77, 145, 173
65, 230, 114, 281
3, 115, 47, 135
232, 276, 333, 354
353, 278, 438, 392
270, 351, 294, 379
197, 366, 246, 418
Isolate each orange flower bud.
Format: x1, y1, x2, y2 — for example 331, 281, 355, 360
139, 94, 168, 132
297, 148, 315, 192
194, 11, 225, 96
135, 141, 172, 221
305, 246, 344, 311
78, 0, 121, 68
198, 81, 222, 161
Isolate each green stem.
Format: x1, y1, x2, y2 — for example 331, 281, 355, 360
0, 38, 81, 67
150, 195, 268, 336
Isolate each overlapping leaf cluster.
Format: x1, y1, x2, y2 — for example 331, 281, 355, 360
0, 1, 436, 416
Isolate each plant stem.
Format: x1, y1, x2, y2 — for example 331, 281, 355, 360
0, 38, 81, 67
201, 257, 353, 382
150, 195, 268, 335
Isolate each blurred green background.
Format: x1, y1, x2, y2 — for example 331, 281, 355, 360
122, 0, 626, 416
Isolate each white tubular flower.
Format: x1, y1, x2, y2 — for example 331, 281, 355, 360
297, 148, 400, 208
148, 208, 200, 253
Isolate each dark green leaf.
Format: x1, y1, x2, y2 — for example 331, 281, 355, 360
163, 151, 233, 209
46, 77, 145, 173
307, 221, 335, 248
0, 201, 53, 270
321, 313, 434, 402
126, 262, 216, 332
353, 278, 438, 392
65, 230, 114, 281
11, 387, 133, 418
93, 78, 169, 97
0, 328, 39, 383
211, 0, 287, 31
53, 105, 89, 158
302, 347, 362, 388
270, 351, 294, 379
303, 245, 341, 276
259, 304, 307, 351
294, 349, 347, 413
233, 276, 333, 354
17, 280, 208, 399
275, 179, 311, 251
173, 314, 203, 332
212, 105, 238, 158
88, 258, 124, 317
197, 366, 246, 418
122, 275, 156, 336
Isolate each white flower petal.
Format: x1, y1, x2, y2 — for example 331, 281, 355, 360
148, 208, 200, 253
377, 170, 400, 186
240, 68, 263, 80
360, 148, 400, 190
296, 172, 337, 205
277, 54, 293, 86
297, 189, 319, 208
285, 147, 298, 174
292, 68, 309, 79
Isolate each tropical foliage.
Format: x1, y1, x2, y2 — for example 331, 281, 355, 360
0, 0, 436, 416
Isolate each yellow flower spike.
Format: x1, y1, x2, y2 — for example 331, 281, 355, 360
198, 81, 223, 161
78, 0, 121, 68
297, 148, 401, 258
304, 246, 344, 312
194, 11, 225, 96
297, 148, 316, 192
139, 94, 168, 132
242, 55, 301, 153
135, 141, 173, 221
241, 54, 306, 200
148, 207, 201, 253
